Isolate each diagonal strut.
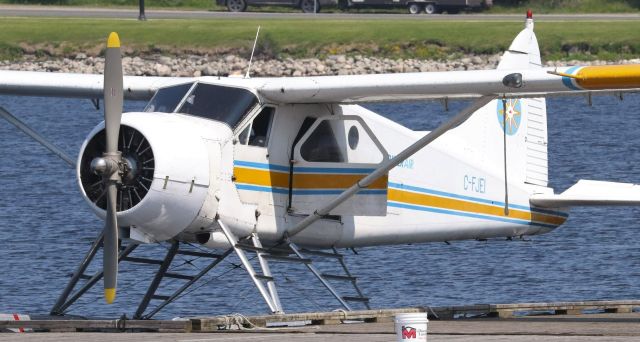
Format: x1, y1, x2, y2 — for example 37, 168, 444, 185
0, 106, 75, 167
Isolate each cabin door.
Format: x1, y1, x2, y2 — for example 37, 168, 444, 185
233, 106, 275, 205
289, 115, 388, 216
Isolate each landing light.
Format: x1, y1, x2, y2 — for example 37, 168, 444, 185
503, 73, 523, 89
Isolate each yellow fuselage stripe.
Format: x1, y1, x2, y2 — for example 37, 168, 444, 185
234, 167, 388, 189
234, 167, 565, 226
388, 189, 566, 226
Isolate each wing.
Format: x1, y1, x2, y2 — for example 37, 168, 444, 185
0, 70, 190, 100
2, 19, 640, 103
2, 65, 638, 103
253, 65, 640, 104
252, 18, 640, 104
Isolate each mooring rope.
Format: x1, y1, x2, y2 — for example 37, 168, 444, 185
332, 308, 348, 321
425, 306, 439, 320
220, 313, 258, 330
218, 313, 320, 331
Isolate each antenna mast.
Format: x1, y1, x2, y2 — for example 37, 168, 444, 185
245, 26, 261, 79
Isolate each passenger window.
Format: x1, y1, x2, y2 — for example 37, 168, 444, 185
300, 121, 345, 162
293, 117, 317, 149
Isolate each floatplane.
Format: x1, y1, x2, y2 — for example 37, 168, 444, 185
1, 11, 639, 318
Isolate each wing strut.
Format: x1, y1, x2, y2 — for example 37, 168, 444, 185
0, 106, 75, 167
501, 97, 510, 215
284, 95, 496, 239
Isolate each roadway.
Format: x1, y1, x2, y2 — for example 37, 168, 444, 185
1, 4, 639, 20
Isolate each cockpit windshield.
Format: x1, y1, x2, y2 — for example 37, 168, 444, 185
144, 82, 194, 113
143, 82, 259, 129
177, 83, 259, 129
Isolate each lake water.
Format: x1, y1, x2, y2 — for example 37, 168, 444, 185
1, 93, 639, 319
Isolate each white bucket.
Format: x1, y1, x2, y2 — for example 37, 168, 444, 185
0, 313, 31, 333
394, 312, 428, 341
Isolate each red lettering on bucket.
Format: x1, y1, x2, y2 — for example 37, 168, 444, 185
12, 314, 24, 333
402, 325, 416, 339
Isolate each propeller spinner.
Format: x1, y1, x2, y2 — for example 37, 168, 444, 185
89, 32, 124, 304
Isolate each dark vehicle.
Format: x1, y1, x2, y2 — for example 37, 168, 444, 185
340, 0, 492, 14
217, 0, 333, 13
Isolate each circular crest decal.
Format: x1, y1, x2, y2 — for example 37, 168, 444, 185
496, 99, 522, 136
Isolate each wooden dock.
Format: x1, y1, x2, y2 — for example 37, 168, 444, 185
3, 313, 640, 341
2, 300, 639, 336
191, 300, 640, 331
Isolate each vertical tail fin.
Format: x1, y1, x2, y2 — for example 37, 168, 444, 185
452, 12, 549, 188
497, 10, 541, 70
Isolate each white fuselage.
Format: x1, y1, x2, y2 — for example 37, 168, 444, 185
227, 102, 567, 249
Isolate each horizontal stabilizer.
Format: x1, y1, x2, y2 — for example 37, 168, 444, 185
530, 180, 640, 208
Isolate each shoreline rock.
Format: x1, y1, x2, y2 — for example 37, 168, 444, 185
2, 54, 639, 77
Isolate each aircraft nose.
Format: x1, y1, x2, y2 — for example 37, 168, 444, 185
77, 111, 232, 242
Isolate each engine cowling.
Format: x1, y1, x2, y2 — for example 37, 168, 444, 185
77, 112, 231, 242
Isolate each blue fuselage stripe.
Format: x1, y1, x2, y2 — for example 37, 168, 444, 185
388, 182, 567, 218
388, 202, 558, 229
236, 184, 386, 195
233, 160, 375, 174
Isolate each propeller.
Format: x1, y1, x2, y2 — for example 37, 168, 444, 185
89, 32, 124, 304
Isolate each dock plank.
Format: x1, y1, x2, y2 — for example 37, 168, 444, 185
0, 319, 191, 333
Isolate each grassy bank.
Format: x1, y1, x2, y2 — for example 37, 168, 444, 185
1, 0, 639, 12
0, 18, 638, 61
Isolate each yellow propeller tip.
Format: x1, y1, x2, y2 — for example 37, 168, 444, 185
105, 288, 116, 304
107, 32, 120, 48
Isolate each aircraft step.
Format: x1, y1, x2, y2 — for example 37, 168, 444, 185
299, 249, 344, 259
342, 296, 370, 303
122, 256, 163, 265
286, 212, 341, 222
235, 243, 291, 255
151, 295, 170, 301
176, 250, 223, 258
321, 273, 357, 281
254, 274, 275, 282
164, 272, 194, 281
262, 254, 312, 264
79, 274, 92, 280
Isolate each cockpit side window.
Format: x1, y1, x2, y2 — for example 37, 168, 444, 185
248, 107, 274, 147
236, 107, 275, 147
177, 83, 258, 128
238, 125, 250, 145
144, 83, 194, 113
